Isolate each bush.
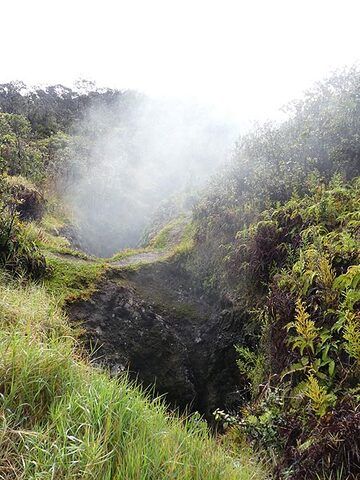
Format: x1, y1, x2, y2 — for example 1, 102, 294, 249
0, 188, 47, 279
5, 175, 45, 220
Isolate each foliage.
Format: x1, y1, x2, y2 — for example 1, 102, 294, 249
43, 255, 107, 304
222, 178, 360, 479
286, 300, 319, 355
0, 80, 142, 136
186, 71, 360, 479
0, 112, 45, 181
343, 310, 360, 367
304, 374, 336, 417
191, 68, 360, 296
237, 386, 286, 453
4, 174, 45, 220
235, 345, 266, 398
0, 180, 47, 279
2, 69, 360, 478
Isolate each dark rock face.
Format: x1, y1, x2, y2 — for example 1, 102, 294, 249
69, 281, 196, 408
58, 224, 89, 253
9, 182, 44, 220
68, 266, 244, 418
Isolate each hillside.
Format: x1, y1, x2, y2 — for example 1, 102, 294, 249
0, 69, 359, 479
183, 69, 360, 478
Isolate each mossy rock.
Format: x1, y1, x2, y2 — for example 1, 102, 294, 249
6, 175, 45, 221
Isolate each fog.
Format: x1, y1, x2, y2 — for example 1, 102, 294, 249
3, 1, 360, 122
65, 95, 238, 256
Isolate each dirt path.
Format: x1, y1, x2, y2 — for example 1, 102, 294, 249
111, 250, 167, 267
46, 248, 166, 267
45, 251, 93, 263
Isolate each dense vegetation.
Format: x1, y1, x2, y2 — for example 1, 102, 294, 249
188, 69, 360, 478
0, 69, 359, 479
0, 80, 141, 136
228, 179, 359, 478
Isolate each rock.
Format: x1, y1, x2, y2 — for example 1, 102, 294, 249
67, 264, 245, 420
5, 176, 45, 220
68, 282, 197, 408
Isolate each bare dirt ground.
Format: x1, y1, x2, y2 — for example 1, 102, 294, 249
111, 250, 167, 267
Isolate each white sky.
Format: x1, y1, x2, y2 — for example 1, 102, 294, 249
1, 0, 360, 123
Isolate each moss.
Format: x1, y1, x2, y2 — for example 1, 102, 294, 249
131, 267, 205, 323
139, 286, 201, 320
115, 262, 149, 272
43, 254, 107, 303
162, 301, 202, 321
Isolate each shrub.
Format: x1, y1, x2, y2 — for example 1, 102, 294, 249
0, 190, 47, 279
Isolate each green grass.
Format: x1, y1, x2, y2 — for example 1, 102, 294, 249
0, 276, 267, 480
40, 211, 68, 234
27, 222, 90, 260
109, 217, 196, 268
43, 254, 107, 303
171, 221, 196, 256
0, 177, 267, 479
149, 215, 192, 250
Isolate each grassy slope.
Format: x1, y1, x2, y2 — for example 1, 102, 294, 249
110, 215, 195, 265
0, 217, 267, 479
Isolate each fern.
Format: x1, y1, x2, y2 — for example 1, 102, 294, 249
343, 311, 360, 367
235, 345, 265, 397
286, 299, 319, 355
333, 265, 360, 292
305, 373, 336, 417
334, 265, 360, 310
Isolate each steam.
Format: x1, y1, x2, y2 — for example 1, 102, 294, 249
64, 94, 238, 256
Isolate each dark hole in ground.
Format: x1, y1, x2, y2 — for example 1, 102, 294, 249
67, 263, 246, 420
